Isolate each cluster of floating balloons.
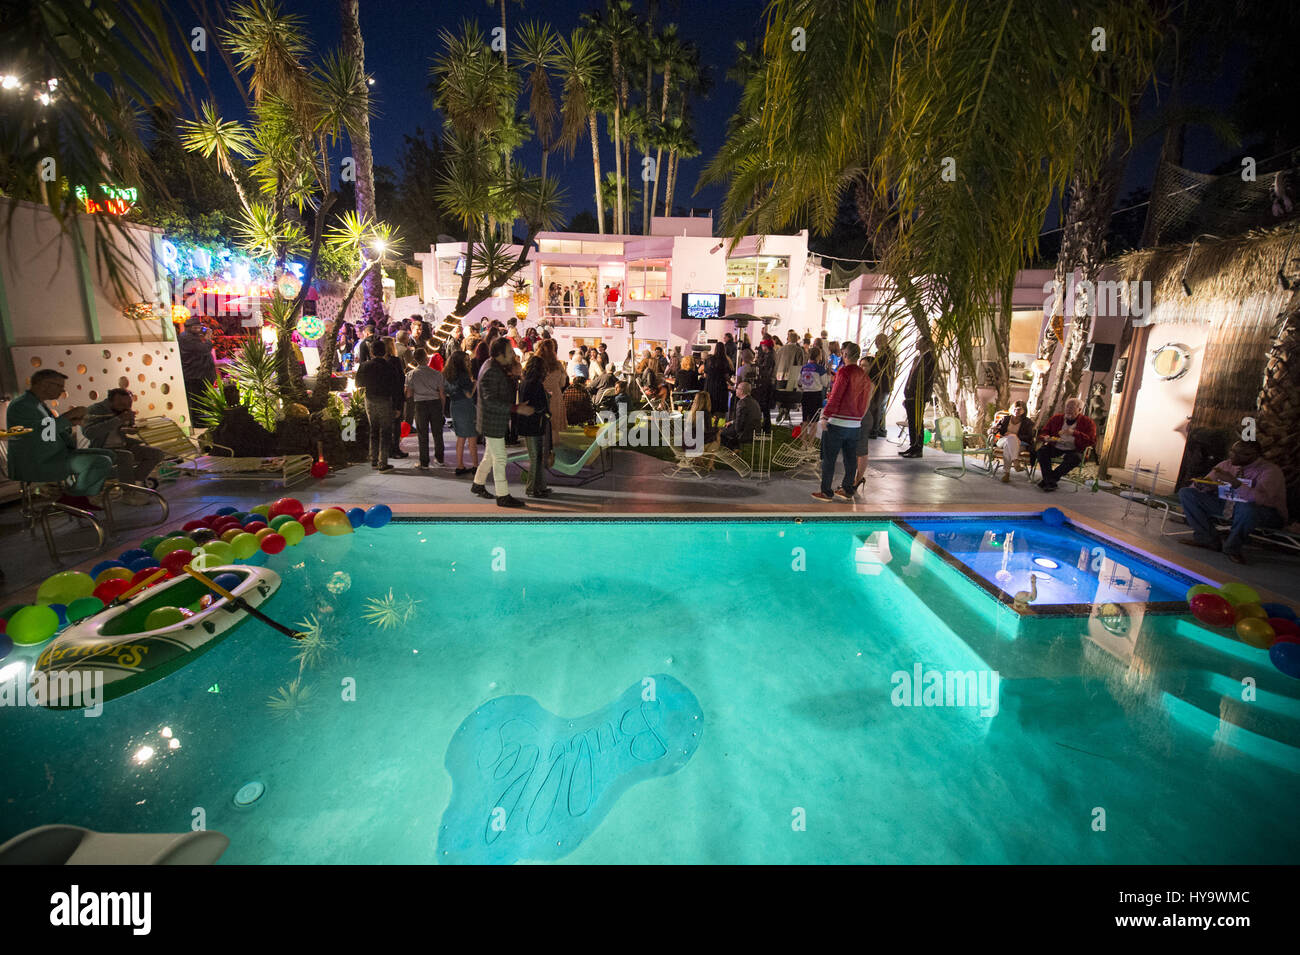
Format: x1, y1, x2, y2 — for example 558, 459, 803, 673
0, 498, 395, 655
1185, 582, 1300, 678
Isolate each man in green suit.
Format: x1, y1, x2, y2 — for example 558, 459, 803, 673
5, 369, 116, 509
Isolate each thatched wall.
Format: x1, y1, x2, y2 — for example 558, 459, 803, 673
1112, 226, 1298, 444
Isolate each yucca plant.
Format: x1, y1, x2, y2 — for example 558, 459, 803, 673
229, 336, 283, 430
189, 379, 230, 430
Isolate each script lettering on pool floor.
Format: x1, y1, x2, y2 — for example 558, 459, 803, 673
437, 675, 703, 864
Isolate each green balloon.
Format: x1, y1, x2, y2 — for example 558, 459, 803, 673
145, 606, 187, 630
1219, 582, 1261, 607
188, 552, 222, 572
1186, 584, 1219, 603
36, 570, 95, 606
8, 605, 60, 645
66, 596, 106, 623
202, 540, 235, 564
153, 536, 197, 561
231, 532, 261, 560
278, 520, 305, 546
270, 514, 296, 530
250, 504, 271, 518
140, 535, 168, 555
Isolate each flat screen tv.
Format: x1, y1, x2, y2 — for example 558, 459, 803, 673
682, 292, 726, 322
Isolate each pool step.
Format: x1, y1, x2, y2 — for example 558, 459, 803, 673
1161, 681, 1300, 775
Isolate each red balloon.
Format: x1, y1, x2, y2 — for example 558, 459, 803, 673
93, 578, 133, 604
160, 549, 194, 575
300, 511, 318, 535
400, 421, 412, 438
130, 567, 171, 588
791, 426, 802, 439
310, 460, 329, 479
1268, 618, 1300, 639
268, 497, 305, 520
243, 521, 268, 534
1189, 593, 1236, 628
182, 519, 207, 532
259, 532, 286, 555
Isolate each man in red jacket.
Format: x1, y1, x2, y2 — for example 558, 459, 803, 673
812, 342, 872, 502
1035, 397, 1096, 491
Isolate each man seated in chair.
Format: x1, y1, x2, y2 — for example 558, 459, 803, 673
1177, 439, 1287, 565
1035, 397, 1095, 492
720, 382, 762, 451
564, 376, 597, 426
988, 400, 1034, 484
5, 369, 116, 510
83, 388, 165, 495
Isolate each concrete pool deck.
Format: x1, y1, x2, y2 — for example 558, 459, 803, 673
2, 432, 1297, 607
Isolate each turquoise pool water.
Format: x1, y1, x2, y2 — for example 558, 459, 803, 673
1, 518, 1297, 864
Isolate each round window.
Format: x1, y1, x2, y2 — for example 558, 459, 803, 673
1151, 343, 1190, 380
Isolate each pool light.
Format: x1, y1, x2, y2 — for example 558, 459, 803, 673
1033, 557, 1059, 569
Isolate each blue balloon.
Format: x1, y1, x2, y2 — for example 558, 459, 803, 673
347, 507, 366, 528
48, 603, 69, 628
90, 560, 127, 579
216, 506, 238, 516
212, 573, 242, 592
0, 633, 12, 661
1269, 640, 1300, 679
364, 504, 393, 529
128, 556, 160, 573
1261, 603, 1298, 623
119, 549, 150, 564
1042, 507, 1066, 527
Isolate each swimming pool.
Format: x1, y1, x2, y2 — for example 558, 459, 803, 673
1, 517, 1297, 864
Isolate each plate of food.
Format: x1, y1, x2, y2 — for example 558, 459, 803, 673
0, 425, 33, 440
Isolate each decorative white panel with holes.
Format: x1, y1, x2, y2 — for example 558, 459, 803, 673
10, 342, 192, 429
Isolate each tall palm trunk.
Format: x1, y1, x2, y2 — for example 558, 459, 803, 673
664, 149, 676, 216
589, 111, 605, 233
611, 46, 624, 236
650, 64, 670, 224
340, 0, 382, 326
1257, 293, 1300, 487
499, 0, 509, 68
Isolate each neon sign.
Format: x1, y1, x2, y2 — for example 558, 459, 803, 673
75, 184, 137, 215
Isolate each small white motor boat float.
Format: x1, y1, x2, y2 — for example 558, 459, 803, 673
32, 565, 281, 709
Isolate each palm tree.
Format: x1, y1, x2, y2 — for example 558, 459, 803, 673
514, 21, 560, 180
556, 27, 606, 233
661, 115, 697, 217
338, 0, 383, 326
431, 22, 564, 315
1257, 294, 1300, 486
650, 24, 686, 225
705, 0, 1161, 421
584, 0, 635, 234
2, 0, 192, 313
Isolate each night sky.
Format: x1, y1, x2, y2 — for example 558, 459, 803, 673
194, 0, 769, 226
191, 0, 1244, 240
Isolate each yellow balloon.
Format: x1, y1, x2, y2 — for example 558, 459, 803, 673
1235, 603, 1268, 622
1235, 617, 1276, 649
314, 509, 354, 536
94, 566, 134, 588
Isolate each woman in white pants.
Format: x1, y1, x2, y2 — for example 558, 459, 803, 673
990, 400, 1034, 483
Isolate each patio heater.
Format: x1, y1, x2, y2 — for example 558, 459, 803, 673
615, 309, 646, 359
729, 312, 759, 344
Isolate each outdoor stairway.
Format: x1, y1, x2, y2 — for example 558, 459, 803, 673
1156, 619, 1300, 774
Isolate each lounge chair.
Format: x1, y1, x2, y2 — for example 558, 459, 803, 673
934, 415, 996, 478
772, 409, 822, 473
194, 446, 314, 488
651, 414, 752, 479
0, 824, 229, 864
508, 418, 617, 486
133, 415, 207, 476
